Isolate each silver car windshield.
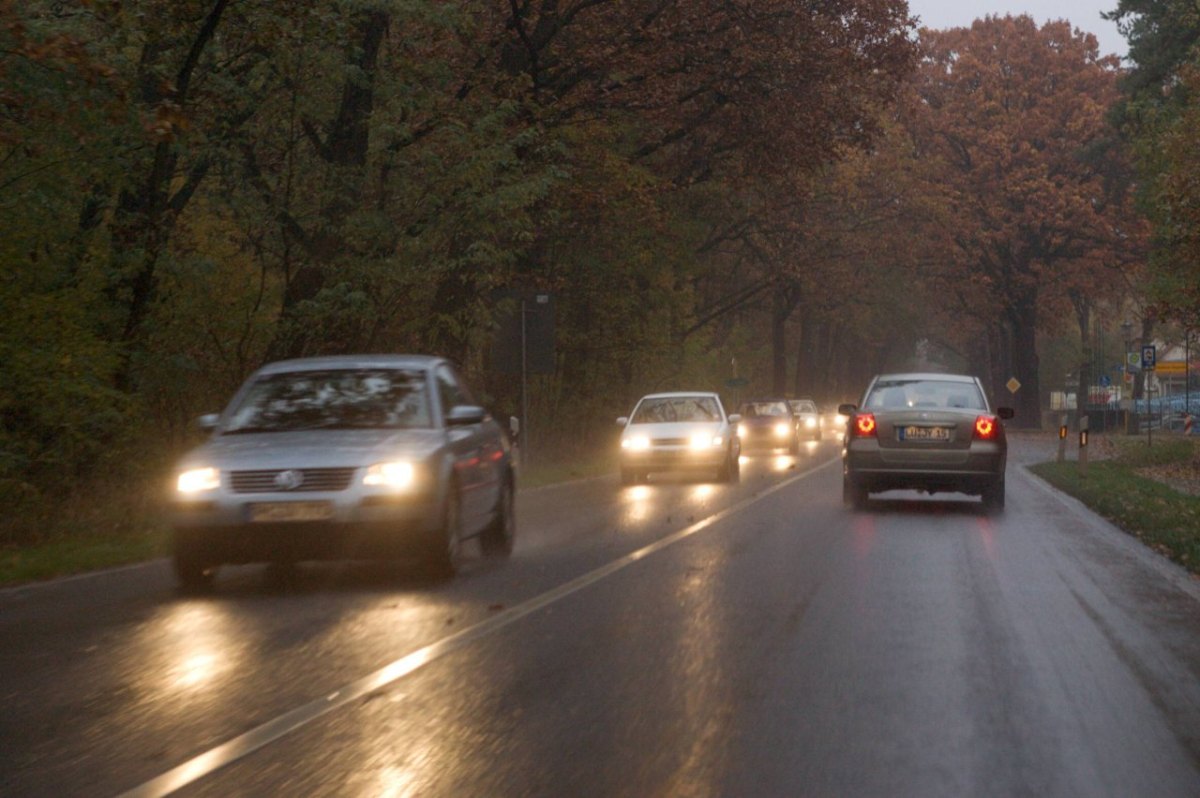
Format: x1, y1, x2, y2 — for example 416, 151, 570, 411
864, 379, 985, 411
223, 369, 431, 433
631, 396, 721, 423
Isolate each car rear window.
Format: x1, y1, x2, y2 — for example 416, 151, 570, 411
864, 379, 985, 411
223, 369, 431, 432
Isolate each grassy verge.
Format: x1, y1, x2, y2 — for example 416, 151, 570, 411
517, 450, 617, 489
1028, 436, 1200, 576
0, 467, 172, 587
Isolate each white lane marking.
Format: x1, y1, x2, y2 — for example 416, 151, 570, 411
119, 456, 840, 798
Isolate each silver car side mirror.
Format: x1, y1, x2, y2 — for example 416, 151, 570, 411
616, 416, 629, 426
728, 413, 742, 424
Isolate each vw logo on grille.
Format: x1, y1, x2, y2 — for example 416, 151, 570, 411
273, 469, 304, 491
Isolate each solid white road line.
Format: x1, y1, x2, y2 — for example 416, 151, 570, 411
119, 457, 839, 798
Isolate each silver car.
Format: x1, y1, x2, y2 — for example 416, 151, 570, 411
839, 373, 1014, 512
169, 355, 514, 590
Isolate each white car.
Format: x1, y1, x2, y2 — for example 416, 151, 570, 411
616, 392, 741, 484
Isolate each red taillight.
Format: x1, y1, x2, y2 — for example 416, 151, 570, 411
974, 415, 998, 440
854, 413, 877, 437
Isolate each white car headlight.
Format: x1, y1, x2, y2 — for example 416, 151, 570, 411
363, 461, 416, 490
177, 467, 219, 494
805, 418, 817, 428
773, 423, 790, 437
737, 424, 747, 438
622, 435, 650, 450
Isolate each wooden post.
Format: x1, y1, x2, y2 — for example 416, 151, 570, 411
1078, 414, 1089, 477
1057, 414, 1068, 463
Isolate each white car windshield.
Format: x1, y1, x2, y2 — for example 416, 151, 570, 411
631, 396, 721, 423
223, 369, 431, 432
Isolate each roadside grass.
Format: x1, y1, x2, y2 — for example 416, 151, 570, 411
0, 475, 171, 587
517, 449, 617, 489
1029, 435, 1200, 576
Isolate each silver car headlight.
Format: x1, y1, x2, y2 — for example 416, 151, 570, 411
177, 467, 219, 494
363, 461, 416, 490
773, 423, 790, 437
690, 432, 722, 449
805, 418, 817, 428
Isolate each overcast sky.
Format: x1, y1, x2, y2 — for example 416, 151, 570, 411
908, 0, 1128, 58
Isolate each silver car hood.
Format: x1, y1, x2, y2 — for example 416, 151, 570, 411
178, 429, 445, 470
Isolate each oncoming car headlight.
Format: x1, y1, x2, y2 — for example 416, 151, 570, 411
177, 467, 219, 494
773, 423, 790, 437
621, 435, 651, 451
690, 433, 723, 449
805, 417, 817, 428
363, 461, 416, 490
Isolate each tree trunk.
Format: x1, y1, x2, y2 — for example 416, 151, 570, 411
771, 289, 789, 396
268, 10, 391, 359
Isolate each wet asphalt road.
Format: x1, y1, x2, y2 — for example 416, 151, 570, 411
2, 433, 1199, 797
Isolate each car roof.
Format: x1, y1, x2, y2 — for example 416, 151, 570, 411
637, 391, 721, 400
872, 372, 978, 384
254, 354, 443, 375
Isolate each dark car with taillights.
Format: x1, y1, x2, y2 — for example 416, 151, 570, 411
839, 373, 1013, 512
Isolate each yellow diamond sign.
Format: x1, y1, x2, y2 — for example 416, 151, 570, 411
1006, 377, 1021, 394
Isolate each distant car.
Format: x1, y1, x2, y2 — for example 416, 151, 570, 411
787, 398, 822, 441
169, 355, 515, 590
823, 404, 850, 437
617, 392, 741, 484
737, 398, 801, 454
840, 372, 1013, 512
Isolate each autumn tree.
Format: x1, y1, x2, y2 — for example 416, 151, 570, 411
908, 16, 1136, 424
1106, 0, 1200, 328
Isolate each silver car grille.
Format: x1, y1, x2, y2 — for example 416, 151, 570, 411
653, 437, 689, 446
230, 467, 357, 494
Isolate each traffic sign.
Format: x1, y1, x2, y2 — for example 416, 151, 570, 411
1156, 361, 1187, 375
1141, 344, 1156, 370
1099, 375, 1111, 387
1006, 377, 1021, 394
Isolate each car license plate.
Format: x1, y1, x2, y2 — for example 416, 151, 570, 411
249, 501, 334, 523
901, 426, 951, 442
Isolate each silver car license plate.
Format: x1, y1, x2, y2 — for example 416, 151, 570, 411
901, 426, 951, 442
249, 501, 334, 523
